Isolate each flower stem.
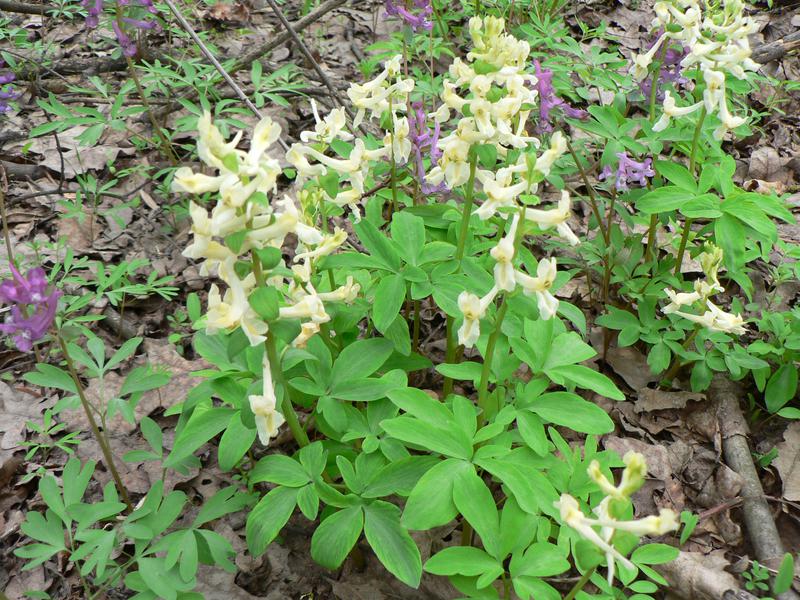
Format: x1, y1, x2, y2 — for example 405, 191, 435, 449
477, 297, 509, 426
644, 213, 658, 263
564, 566, 596, 600
660, 327, 699, 386
565, 136, 607, 244
443, 152, 479, 398
265, 331, 310, 448
689, 105, 708, 176
648, 45, 668, 123
56, 334, 133, 512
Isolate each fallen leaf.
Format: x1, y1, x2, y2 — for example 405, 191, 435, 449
635, 388, 705, 413
774, 421, 800, 501
605, 346, 659, 390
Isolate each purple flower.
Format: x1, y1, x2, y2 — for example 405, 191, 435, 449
0, 265, 61, 352
408, 102, 447, 194
533, 60, 588, 133
598, 152, 655, 192
638, 35, 688, 102
0, 60, 18, 114
112, 20, 138, 57
82, 0, 104, 28
385, 0, 433, 31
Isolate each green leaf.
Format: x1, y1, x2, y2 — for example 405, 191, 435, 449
165, 406, 236, 468
425, 546, 502, 577
251, 455, 310, 487
679, 194, 721, 219
452, 465, 501, 559
403, 459, 470, 530
547, 364, 625, 400
249, 287, 280, 322
529, 392, 614, 434
330, 376, 401, 402
543, 333, 596, 369
655, 161, 696, 192
218, 413, 257, 472
765, 364, 798, 413
631, 543, 679, 565
475, 143, 498, 169
331, 338, 394, 383
355, 219, 402, 272
774, 553, 795, 595
510, 543, 570, 577
435, 361, 483, 381
363, 501, 422, 588
246, 486, 299, 556
23, 364, 77, 394
372, 274, 407, 333
477, 458, 540, 515
636, 186, 693, 214
310, 505, 364, 569
715, 213, 745, 272
391, 212, 425, 265
381, 416, 473, 460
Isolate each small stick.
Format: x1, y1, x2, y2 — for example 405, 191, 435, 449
264, 0, 353, 120
161, 0, 290, 152
710, 375, 799, 600
0, 0, 51, 15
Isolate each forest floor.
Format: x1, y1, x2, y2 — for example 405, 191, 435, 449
1, 0, 800, 598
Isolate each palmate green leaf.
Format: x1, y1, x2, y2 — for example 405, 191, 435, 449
509, 543, 570, 578
547, 364, 625, 400
372, 273, 407, 333
529, 392, 614, 434
635, 186, 694, 214
363, 501, 422, 588
246, 486, 299, 556
310, 505, 364, 569
542, 332, 596, 370
362, 455, 440, 498
452, 465, 502, 559
654, 160, 696, 192
403, 458, 470, 530
355, 219, 403, 272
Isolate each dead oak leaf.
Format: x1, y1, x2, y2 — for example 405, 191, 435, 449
635, 388, 705, 413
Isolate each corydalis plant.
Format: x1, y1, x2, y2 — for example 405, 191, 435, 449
599, 152, 655, 192
82, 0, 160, 57
385, 0, 433, 31
634, 0, 758, 139
0, 59, 18, 114
0, 265, 61, 352
532, 59, 588, 132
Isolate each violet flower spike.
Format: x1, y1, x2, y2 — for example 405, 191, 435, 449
385, 0, 433, 31
533, 60, 587, 133
638, 34, 688, 102
0, 60, 18, 114
112, 20, 138, 57
82, 0, 104, 28
408, 102, 447, 194
599, 152, 655, 192
0, 265, 61, 353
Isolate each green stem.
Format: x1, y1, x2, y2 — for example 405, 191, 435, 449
477, 297, 509, 426
648, 45, 668, 122
57, 334, 133, 512
564, 567, 596, 600
644, 213, 658, 264
412, 299, 421, 354
689, 106, 708, 176
660, 327, 699, 386
565, 136, 607, 244
265, 332, 310, 447
443, 153, 479, 398
674, 216, 693, 276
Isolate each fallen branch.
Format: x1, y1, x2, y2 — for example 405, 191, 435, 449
752, 31, 800, 64
0, 0, 51, 15
711, 375, 800, 600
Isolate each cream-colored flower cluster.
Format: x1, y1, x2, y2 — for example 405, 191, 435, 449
174, 114, 360, 444
663, 244, 746, 335
287, 57, 415, 219
446, 18, 581, 348
556, 452, 680, 584
427, 15, 539, 190
633, 0, 758, 139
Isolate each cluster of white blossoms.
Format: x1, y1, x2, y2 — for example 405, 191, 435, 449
446, 18, 581, 348
632, 0, 759, 140
287, 57, 415, 219
173, 113, 360, 445
663, 243, 746, 335
556, 452, 680, 584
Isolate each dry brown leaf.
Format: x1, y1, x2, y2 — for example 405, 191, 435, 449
605, 346, 658, 390
0, 382, 47, 455
62, 339, 208, 435
656, 551, 753, 600
604, 436, 673, 481
26, 126, 120, 179
774, 421, 800, 501
748, 147, 791, 184
635, 388, 705, 413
